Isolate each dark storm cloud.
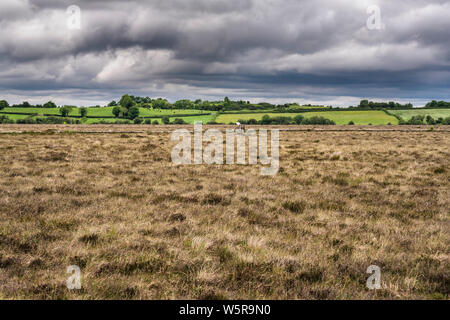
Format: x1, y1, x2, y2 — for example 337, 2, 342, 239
0, 0, 449, 106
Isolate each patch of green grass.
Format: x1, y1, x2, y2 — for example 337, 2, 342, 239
0, 114, 35, 120
216, 110, 398, 125
222, 109, 278, 114
223, 106, 328, 114
174, 115, 214, 124
138, 108, 208, 117
83, 118, 120, 124
390, 109, 450, 121
305, 111, 398, 125
2, 108, 62, 115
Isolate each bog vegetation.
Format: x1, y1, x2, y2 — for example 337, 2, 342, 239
0, 126, 448, 299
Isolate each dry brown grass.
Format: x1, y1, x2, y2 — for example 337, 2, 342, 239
0, 125, 448, 299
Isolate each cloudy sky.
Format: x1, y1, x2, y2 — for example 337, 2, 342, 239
0, 0, 449, 107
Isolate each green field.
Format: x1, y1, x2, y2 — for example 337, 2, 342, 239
1, 108, 62, 115
216, 110, 398, 125
223, 106, 329, 114
137, 108, 207, 117
217, 113, 308, 123
174, 115, 215, 124
0, 114, 36, 120
389, 109, 450, 121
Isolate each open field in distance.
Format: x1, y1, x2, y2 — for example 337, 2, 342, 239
390, 109, 450, 121
0, 125, 448, 299
216, 111, 399, 125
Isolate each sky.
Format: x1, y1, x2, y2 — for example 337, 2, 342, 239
0, 0, 449, 107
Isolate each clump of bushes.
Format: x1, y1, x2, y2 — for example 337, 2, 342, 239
16, 118, 37, 124
161, 116, 170, 124
16, 116, 69, 124
399, 115, 450, 125
402, 115, 425, 125
172, 118, 187, 125
426, 115, 435, 125
439, 117, 450, 125
39, 116, 66, 124
0, 115, 14, 124
302, 116, 335, 125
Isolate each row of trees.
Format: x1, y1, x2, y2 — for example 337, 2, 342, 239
107, 96, 321, 112
58, 106, 88, 117
108, 96, 446, 112
0, 100, 58, 109
0, 101, 88, 117
354, 100, 413, 109
400, 115, 450, 125
425, 101, 450, 109
0, 115, 81, 124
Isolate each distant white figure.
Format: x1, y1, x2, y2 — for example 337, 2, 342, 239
236, 122, 245, 131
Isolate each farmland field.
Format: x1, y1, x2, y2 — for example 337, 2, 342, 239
217, 113, 302, 122
172, 114, 215, 124
137, 109, 208, 117
0, 125, 448, 299
216, 111, 398, 125
222, 106, 329, 114
1, 108, 62, 115
389, 109, 450, 121
0, 114, 36, 120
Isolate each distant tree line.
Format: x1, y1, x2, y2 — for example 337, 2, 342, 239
106, 96, 329, 112
0, 100, 58, 108
351, 100, 413, 110
399, 115, 450, 125
424, 101, 450, 109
